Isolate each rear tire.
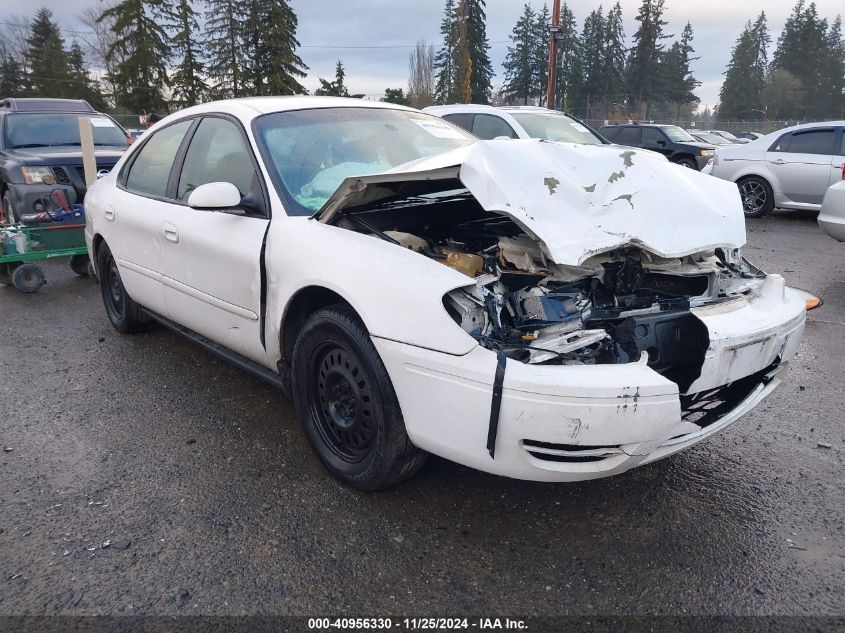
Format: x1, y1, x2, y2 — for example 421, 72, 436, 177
291, 305, 427, 490
737, 176, 774, 218
96, 242, 150, 333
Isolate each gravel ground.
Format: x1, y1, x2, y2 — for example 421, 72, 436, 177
0, 211, 843, 620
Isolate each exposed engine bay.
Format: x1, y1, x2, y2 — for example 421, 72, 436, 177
328, 188, 767, 394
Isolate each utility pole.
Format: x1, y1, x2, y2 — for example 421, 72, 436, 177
545, 0, 561, 110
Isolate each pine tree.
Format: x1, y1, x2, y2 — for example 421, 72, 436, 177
0, 47, 26, 97
464, 0, 493, 103
820, 15, 844, 118
67, 41, 108, 109
205, 0, 248, 99
601, 2, 626, 117
662, 23, 700, 118
98, 0, 171, 113
532, 3, 551, 103
553, 2, 579, 111
315, 61, 363, 97
433, 0, 457, 104
169, 0, 207, 107
626, 0, 670, 118
503, 3, 537, 104
574, 7, 606, 118
27, 9, 73, 98
381, 88, 410, 105
243, 0, 308, 96
453, 0, 473, 103
718, 13, 769, 121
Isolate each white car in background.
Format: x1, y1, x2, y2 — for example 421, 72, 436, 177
424, 104, 611, 145
819, 177, 845, 241
709, 121, 845, 217
83, 97, 806, 490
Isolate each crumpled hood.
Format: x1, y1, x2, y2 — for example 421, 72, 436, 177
317, 139, 746, 266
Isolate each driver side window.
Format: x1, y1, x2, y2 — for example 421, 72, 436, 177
177, 117, 258, 202
642, 127, 664, 146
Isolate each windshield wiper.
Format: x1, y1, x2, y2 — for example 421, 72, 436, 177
11, 143, 53, 148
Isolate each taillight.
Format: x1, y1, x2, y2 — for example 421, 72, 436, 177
841, 163, 844, 180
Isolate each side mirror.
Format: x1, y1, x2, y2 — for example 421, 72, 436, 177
187, 182, 243, 212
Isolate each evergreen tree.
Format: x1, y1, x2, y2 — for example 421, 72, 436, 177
243, 0, 307, 96
820, 15, 845, 118
453, 0, 473, 102
573, 7, 606, 118
205, 0, 248, 98
502, 3, 537, 104
770, 0, 829, 119
553, 2, 579, 111
98, 0, 171, 112
601, 2, 626, 117
27, 9, 73, 98
433, 0, 457, 104
464, 0, 493, 103
169, 0, 207, 107
67, 40, 108, 109
662, 23, 700, 118
381, 88, 410, 105
718, 13, 768, 121
315, 61, 362, 98
0, 47, 26, 97
626, 0, 670, 118
532, 3, 551, 103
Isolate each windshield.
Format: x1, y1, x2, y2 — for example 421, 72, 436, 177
695, 132, 731, 145
509, 112, 603, 144
662, 126, 696, 142
254, 107, 475, 215
4, 113, 128, 149
715, 130, 739, 140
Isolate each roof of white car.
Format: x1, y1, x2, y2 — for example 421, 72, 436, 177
425, 104, 560, 115
158, 96, 415, 122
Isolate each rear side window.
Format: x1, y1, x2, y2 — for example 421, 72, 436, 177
616, 127, 642, 145
177, 117, 258, 201
125, 120, 192, 198
772, 129, 836, 155
441, 113, 473, 132
471, 114, 518, 140
600, 127, 619, 140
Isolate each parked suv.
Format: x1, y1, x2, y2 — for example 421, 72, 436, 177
0, 98, 129, 225
599, 123, 715, 170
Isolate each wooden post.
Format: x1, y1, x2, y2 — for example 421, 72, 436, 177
546, 0, 561, 110
78, 117, 96, 188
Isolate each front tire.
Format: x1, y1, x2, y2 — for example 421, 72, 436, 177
291, 305, 427, 490
674, 157, 697, 169
96, 242, 149, 333
1, 193, 16, 226
737, 176, 774, 218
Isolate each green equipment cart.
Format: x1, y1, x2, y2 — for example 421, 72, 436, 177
0, 223, 92, 293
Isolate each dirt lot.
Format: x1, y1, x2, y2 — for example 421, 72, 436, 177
1, 211, 843, 620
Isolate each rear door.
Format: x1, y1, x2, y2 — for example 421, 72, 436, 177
161, 114, 270, 362
615, 126, 642, 148
765, 127, 836, 205
109, 118, 194, 314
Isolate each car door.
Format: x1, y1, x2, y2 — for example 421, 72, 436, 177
110, 118, 194, 315
160, 115, 270, 362
615, 126, 642, 149
641, 127, 672, 158
765, 127, 836, 205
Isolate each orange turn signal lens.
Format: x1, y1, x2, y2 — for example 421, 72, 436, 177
805, 296, 823, 311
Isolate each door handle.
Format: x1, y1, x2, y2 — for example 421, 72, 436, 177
104, 207, 116, 221
770, 159, 786, 165
162, 222, 179, 243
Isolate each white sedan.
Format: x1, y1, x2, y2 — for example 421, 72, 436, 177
84, 97, 807, 490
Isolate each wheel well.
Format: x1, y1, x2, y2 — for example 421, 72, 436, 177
280, 286, 355, 370
92, 234, 104, 264
736, 174, 772, 188
672, 153, 695, 164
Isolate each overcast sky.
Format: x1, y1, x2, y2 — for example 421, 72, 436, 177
2, 0, 843, 109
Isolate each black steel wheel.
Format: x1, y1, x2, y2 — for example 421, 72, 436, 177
737, 176, 774, 218
291, 305, 428, 490
96, 242, 149, 333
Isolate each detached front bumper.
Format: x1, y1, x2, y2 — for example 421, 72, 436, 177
375, 275, 805, 482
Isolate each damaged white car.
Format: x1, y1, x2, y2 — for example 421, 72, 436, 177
84, 98, 807, 490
